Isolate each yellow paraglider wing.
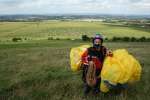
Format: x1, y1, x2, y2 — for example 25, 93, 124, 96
100, 49, 142, 93
70, 45, 90, 72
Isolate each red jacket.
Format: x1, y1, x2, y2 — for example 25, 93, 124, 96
81, 46, 107, 70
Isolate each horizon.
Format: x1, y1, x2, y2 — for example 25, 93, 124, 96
0, 13, 150, 16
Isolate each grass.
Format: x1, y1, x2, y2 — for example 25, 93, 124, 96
0, 20, 149, 99
0, 40, 149, 100
0, 21, 150, 41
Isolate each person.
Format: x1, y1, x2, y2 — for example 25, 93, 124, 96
81, 33, 112, 95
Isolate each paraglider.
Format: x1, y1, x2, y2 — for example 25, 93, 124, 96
71, 34, 113, 94
70, 34, 142, 94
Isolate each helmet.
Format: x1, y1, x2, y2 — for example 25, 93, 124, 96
93, 33, 103, 44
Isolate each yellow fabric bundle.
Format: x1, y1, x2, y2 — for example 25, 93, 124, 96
100, 49, 142, 92
70, 45, 142, 93
70, 45, 90, 72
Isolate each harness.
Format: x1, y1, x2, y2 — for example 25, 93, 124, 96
87, 46, 106, 70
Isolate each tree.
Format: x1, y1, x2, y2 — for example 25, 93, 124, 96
82, 35, 90, 41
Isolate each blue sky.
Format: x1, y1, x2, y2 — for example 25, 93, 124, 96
0, 0, 150, 15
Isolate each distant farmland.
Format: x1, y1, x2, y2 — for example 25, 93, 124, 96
0, 21, 150, 41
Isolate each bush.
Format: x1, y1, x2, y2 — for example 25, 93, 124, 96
139, 37, 146, 42
24, 38, 27, 40
111, 37, 137, 42
12, 37, 22, 42
112, 37, 121, 42
48, 37, 53, 40
122, 37, 130, 42
105, 38, 108, 41
82, 35, 90, 41
66, 38, 71, 40
111, 37, 150, 42
56, 38, 60, 40
146, 38, 150, 42
131, 37, 137, 42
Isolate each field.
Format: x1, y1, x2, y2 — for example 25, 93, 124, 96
0, 21, 150, 41
0, 20, 150, 100
0, 40, 150, 100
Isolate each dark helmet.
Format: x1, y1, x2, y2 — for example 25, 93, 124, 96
92, 33, 104, 44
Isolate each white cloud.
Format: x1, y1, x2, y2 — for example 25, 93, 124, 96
0, 0, 150, 15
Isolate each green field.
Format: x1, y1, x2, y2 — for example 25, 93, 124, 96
0, 21, 150, 99
0, 40, 149, 100
0, 21, 150, 41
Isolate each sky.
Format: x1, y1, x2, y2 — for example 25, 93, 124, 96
0, 0, 150, 15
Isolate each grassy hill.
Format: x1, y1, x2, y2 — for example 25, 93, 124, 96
0, 20, 149, 99
0, 40, 149, 100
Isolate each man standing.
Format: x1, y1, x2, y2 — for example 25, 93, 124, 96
81, 34, 112, 95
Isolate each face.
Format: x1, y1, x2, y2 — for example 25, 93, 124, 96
94, 39, 102, 45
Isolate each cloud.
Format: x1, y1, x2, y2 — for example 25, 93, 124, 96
0, 0, 150, 15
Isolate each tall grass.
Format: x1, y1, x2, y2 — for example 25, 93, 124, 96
0, 41, 149, 100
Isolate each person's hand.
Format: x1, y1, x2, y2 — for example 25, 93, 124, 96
79, 62, 84, 70
87, 55, 92, 61
106, 50, 113, 57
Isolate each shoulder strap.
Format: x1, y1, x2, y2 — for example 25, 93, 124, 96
101, 46, 106, 56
